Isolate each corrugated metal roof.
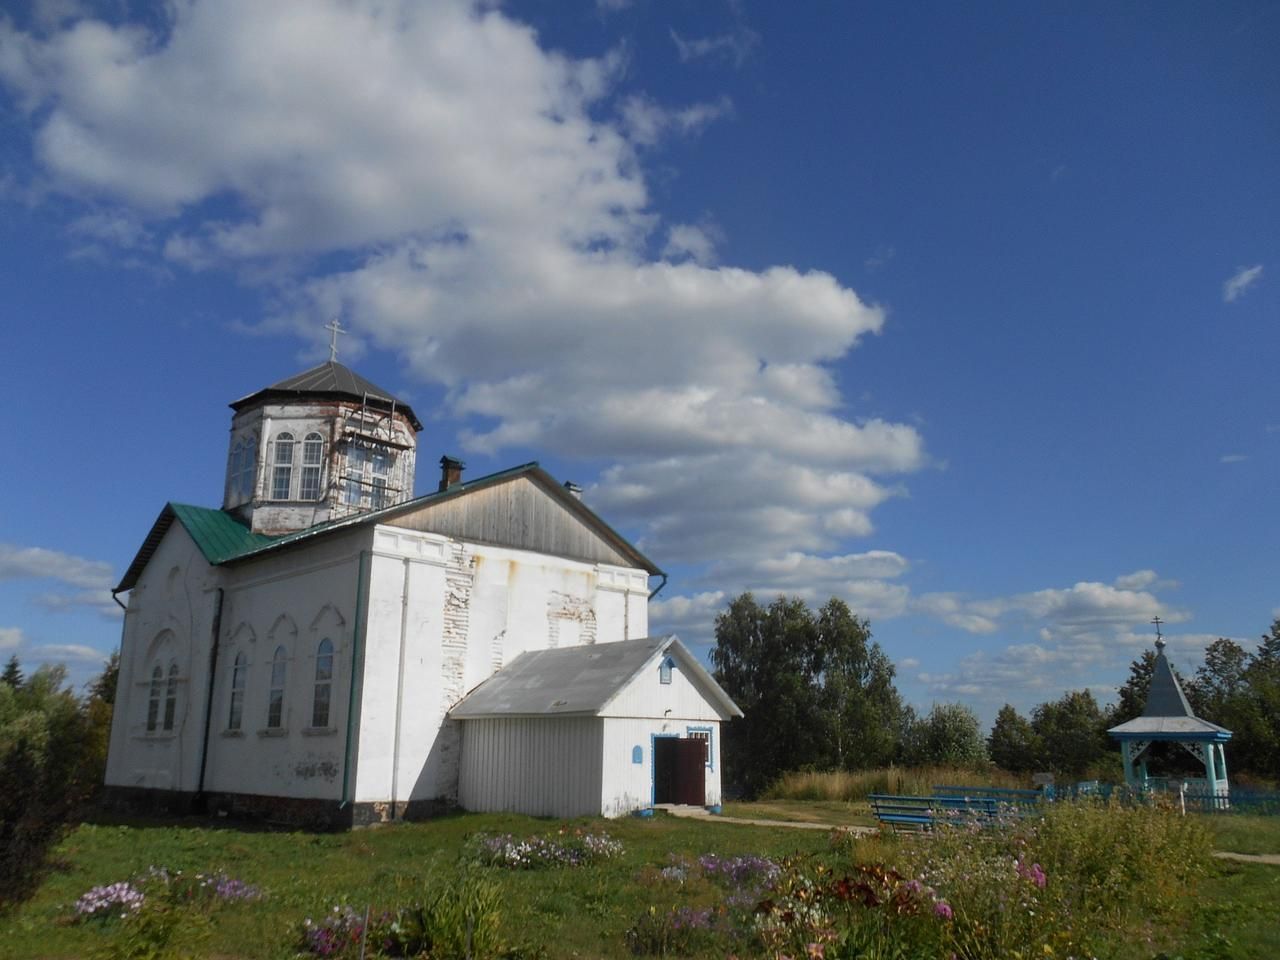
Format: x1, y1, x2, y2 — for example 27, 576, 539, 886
449, 635, 742, 719
169, 503, 277, 564
114, 504, 278, 592
229, 361, 422, 430
1141, 646, 1195, 718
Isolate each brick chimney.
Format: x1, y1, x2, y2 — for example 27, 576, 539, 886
438, 455, 465, 492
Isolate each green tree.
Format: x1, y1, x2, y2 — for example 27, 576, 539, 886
988, 704, 1042, 773
711, 593, 906, 796
1031, 690, 1109, 779
1, 656, 21, 690
0, 665, 98, 908
902, 702, 987, 767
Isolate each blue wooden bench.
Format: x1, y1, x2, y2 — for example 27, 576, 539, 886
868, 794, 1002, 831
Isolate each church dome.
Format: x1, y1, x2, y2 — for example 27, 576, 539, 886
223, 361, 421, 535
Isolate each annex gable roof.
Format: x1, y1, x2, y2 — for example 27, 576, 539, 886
229, 360, 423, 431
447, 635, 743, 721
115, 463, 661, 593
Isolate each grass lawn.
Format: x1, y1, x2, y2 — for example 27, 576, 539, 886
720, 799, 875, 827
4, 806, 1278, 959
2, 812, 834, 959
1201, 813, 1280, 855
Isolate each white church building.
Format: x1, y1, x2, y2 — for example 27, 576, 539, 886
105, 360, 740, 826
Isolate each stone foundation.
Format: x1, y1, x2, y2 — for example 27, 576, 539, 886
101, 786, 456, 831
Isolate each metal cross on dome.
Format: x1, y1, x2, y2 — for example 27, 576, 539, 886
1151, 615, 1165, 649
325, 318, 345, 363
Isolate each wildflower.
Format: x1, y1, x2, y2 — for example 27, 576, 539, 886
807, 942, 826, 959
934, 900, 954, 920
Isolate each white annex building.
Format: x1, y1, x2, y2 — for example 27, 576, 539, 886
105, 360, 741, 826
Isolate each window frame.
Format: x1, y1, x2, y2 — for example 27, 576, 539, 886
311, 638, 334, 729
659, 656, 674, 685
162, 662, 179, 731
300, 432, 325, 501
266, 645, 288, 730
146, 664, 163, 732
271, 432, 296, 501
686, 725, 714, 770
227, 651, 248, 732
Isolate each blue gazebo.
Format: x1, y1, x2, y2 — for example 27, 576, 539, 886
1108, 629, 1232, 806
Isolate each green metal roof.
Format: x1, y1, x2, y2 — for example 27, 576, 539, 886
169, 503, 277, 564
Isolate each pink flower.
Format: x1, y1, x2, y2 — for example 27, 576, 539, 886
934, 901, 954, 920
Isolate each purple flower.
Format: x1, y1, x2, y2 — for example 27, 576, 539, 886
934, 901, 954, 920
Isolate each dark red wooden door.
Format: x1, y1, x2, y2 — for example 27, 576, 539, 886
673, 738, 706, 805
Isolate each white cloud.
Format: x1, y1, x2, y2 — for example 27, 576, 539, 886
1220, 453, 1248, 464
28, 643, 105, 663
0, 543, 113, 590
621, 94, 732, 147
662, 223, 721, 265
0, 627, 23, 651
1223, 264, 1263, 303
670, 25, 759, 66
649, 591, 726, 647
0, 1, 925, 615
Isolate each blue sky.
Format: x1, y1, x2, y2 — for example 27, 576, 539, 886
1, 0, 1275, 727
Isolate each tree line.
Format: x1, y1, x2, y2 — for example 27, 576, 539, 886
711, 594, 1280, 796
0, 653, 117, 909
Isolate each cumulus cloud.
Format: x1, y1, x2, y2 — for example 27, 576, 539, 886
0, 627, 23, 651
28, 643, 105, 663
0, 0, 924, 627
1223, 264, 1263, 303
649, 591, 726, 648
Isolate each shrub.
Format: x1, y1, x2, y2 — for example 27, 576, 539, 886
0, 665, 106, 909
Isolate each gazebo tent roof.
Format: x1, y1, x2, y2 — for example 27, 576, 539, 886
1107, 641, 1232, 741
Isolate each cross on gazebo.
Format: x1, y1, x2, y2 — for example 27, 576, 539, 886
325, 318, 345, 363
1151, 616, 1164, 649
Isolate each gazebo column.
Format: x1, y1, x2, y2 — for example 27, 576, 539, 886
1201, 742, 1218, 796
1120, 740, 1135, 786
1214, 744, 1228, 790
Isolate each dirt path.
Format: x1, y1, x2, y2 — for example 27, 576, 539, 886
1213, 851, 1280, 865
662, 805, 1280, 862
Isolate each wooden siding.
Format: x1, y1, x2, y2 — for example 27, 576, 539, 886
457, 717, 604, 818
388, 476, 636, 569
601, 718, 723, 815
604, 655, 729, 721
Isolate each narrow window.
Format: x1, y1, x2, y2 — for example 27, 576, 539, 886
300, 433, 324, 500
162, 662, 179, 731
239, 435, 258, 499
344, 446, 367, 505
228, 441, 244, 500
267, 645, 287, 729
271, 433, 295, 500
688, 728, 712, 768
659, 656, 674, 685
146, 665, 163, 732
312, 638, 333, 728
228, 652, 247, 731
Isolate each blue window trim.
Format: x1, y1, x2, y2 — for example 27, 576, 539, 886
687, 725, 714, 770
659, 656, 674, 684
650, 732, 679, 805
631, 745, 643, 764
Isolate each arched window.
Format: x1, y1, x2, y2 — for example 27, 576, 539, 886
238, 435, 258, 499
271, 433, 295, 500
163, 662, 179, 731
146, 665, 163, 732
300, 433, 325, 501
659, 656, 674, 685
228, 651, 248, 731
267, 645, 287, 729
312, 638, 333, 728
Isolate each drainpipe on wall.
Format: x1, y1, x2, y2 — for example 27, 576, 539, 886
648, 573, 668, 601
340, 550, 371, 813
194, 587, 225, 809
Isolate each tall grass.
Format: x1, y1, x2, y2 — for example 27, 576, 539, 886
762, 765, 1025, 802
